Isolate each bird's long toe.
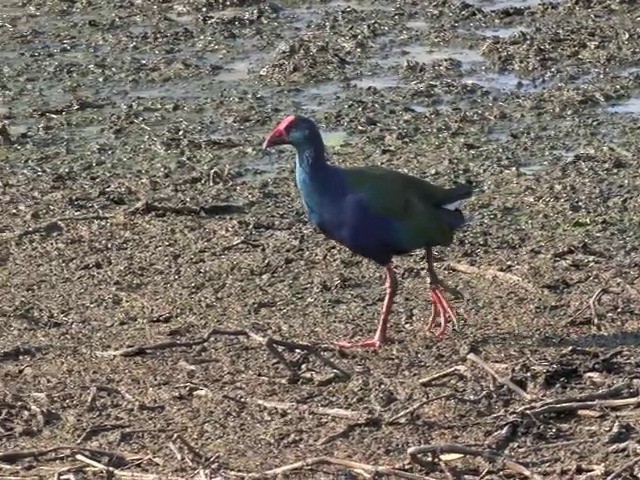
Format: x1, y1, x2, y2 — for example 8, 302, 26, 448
428, 287, 458, 336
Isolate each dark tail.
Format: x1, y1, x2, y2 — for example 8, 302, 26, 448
440, 183, 473, 208
439, 183, 474, 230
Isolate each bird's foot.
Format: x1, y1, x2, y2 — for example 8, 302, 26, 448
427, 286, 458, 337
435, 277, 464, 300
335, 337, 384, 350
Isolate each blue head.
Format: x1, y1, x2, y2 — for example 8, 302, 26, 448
262, 114, 326, 160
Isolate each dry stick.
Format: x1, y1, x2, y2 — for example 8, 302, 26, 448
96, 327, 249, 357
563, 286, 612, 326
526, 396, 640, 417
438, 460, 455, 480
96, 385, 146, 407
466, 353, 531, 400
562, 303, 591, 327
0, 446, 75, 463
0, 445, 132, 464
250, 399, 365, 420
589, 287, 606, 324
226, 456, 434, 480
606, 456, 640, 480
318, 419, 376, 446
76, 423, 131, 443
258, 334, 350, 379
84, 384, 159, 412
74, 454, 160, 480
408, 444, 542, 480
387, 393, 454, 424
97, 327, 350, 380
54, 464, 86, 480
418, 365, 467, 386
172, 434, 207, 464
167, 441, 185, 464
447, 261, 538, 293
516, 381, 632, 413
230, 396, 376, 446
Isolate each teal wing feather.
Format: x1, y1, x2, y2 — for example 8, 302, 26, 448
342, 165, 472, 249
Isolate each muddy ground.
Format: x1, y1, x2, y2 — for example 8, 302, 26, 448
1, 0, 640, 478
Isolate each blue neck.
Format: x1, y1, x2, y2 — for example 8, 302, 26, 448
294, 137, 327, 174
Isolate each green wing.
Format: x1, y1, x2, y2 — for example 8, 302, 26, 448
342, 165, 471, 249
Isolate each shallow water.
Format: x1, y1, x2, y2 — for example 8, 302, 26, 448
606, 98, 640, 116
216, 57, 259, 82
467, 0, 563, 10
351, 75, 402, 89
478, 26, 531, 37
462, 71, 541, 92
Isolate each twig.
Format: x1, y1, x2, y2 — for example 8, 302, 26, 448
0, 445, 132, 464
408, 443, 542, 479
225, 396, 377, 446
318, 418, 378, 446
525, 396, 640, 417
387, 393, 454, 424
466, 353, 531, 400
128, 200, 244, 217
249, 398, 366, 420
564, 287, 613, 326
606, 456, 640, 480
74, 453, 160, 479
168, 441, 185, 464
235, 395, 381, 446
54, 464, 86, 480
172, 434, 207, 464
96, 327, 350, 382
439, 459, 455, 480
259, 334, 351, 380
516, 381, 632, 413
226, 456, 434, 479
76, 423, 131, 443
87, 384, 160, 412
447, 262, 538, 293
85, 386, 98, 411
589, 287, 606, 325
96, 328, 249, 357
418, 366, 467, 386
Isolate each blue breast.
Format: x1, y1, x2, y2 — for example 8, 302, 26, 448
295, 162, 399, 266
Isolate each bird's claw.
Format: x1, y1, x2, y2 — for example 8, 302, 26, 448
427, 286, 458, 337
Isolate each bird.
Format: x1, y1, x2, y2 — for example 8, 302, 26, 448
262, 114, 473, 350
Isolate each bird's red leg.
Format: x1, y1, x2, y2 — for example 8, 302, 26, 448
426, 248, 458, 337
336, 263, 397, 350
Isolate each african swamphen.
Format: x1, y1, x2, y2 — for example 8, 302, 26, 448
262, 114, 473, 349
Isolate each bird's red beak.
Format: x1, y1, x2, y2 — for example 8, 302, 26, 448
262, 127, 288, 150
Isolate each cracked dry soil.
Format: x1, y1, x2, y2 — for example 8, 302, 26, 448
1, 0, 640, 478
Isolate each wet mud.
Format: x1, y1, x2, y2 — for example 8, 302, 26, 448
1, 0, 640, 478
